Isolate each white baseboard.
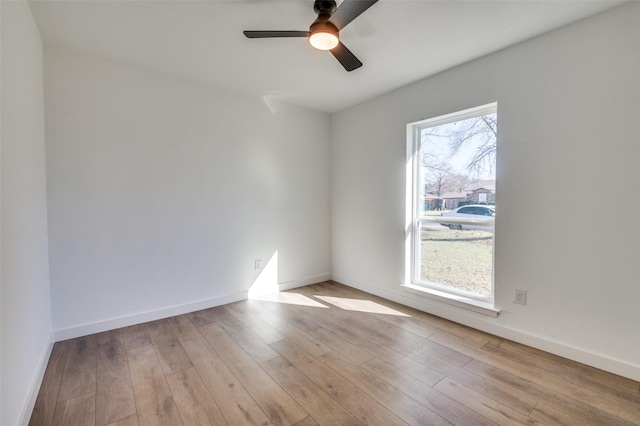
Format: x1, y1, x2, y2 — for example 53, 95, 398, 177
279, 273, 332, 292
332, 274, 640, 382
19, 332, 55, 426
53, 290, 248, 341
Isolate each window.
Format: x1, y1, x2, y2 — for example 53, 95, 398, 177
406, 103, 497, 311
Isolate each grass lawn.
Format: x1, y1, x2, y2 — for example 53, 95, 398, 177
420, 226, 493, 297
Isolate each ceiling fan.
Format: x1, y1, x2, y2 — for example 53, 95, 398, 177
243, 0, 378, 72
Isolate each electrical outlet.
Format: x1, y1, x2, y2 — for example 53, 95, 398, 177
255, 259, 263, 271
514, 289, 527, 305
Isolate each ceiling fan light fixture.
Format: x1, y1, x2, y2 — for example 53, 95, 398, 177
243, 0, 378, 71
309, 22, 339, 50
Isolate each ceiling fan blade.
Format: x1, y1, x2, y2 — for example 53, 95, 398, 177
329, 0, 378, 31
243, 30, 309, 38
330, 41, 362, 72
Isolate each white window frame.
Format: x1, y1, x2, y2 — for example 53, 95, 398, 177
403, 103, 499, 317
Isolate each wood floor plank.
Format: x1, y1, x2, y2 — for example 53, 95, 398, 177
259, 300, 375, 365
122, 324, 151, 349
224, 302, 286, 344
529, 402, 586, 426
127, 345, 183, 426
293, 317, 376, 365
271, 339, 409, 426
204, 306, 280, 362
431, 332, 640, 424
57, 336, 97, 402
185, 308, 217, 328
292, 416, 320, 426
317, 351, 455, 426
106, 415, 139, 426
358, 333, 537, 417
261, 355, 364, 426
242, 299, 332, 357
51, 393, 96, 426
166, 367, 228, 426
180, 337, 271, 426
482, 338, 640, 404
29, 341, 69, 426
362, 356, 443, 388
167, 314, 201, 343
485, 337, 640, 393
95, 330, 136, 426
146, 319, 193, 375
145, 319, 180, 347
465, 358, 638, 426
426, 359, 538, 417
403, 336, 473, 368
199, 322, 308, 426
433, 377, 540, 426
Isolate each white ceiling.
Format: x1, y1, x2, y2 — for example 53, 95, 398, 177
29, 0, 624, 113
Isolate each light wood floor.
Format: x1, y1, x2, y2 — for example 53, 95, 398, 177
29, 281, 640, 426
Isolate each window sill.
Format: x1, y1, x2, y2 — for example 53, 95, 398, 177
402, 283, 500, 317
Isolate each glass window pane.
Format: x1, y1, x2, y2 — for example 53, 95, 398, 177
411, 105, 497, 301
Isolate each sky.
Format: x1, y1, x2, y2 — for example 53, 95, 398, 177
419, 114, 497, 181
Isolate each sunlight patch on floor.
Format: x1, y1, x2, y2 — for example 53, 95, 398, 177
313, 295, 411, 316
256, 292, 329, 308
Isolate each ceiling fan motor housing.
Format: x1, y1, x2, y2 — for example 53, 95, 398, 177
313, 0, 337, 20
309, 20, 339, 37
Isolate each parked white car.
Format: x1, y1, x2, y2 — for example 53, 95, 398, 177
440, 205, 495, 231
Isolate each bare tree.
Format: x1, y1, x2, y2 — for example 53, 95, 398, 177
447, 113, 497, 177
422, 158, 470, 197
425, 169, 450, 197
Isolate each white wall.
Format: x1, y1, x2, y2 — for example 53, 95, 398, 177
331, 2, 640, 380
45, 47, 331, 337
1, 2, 54, 425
